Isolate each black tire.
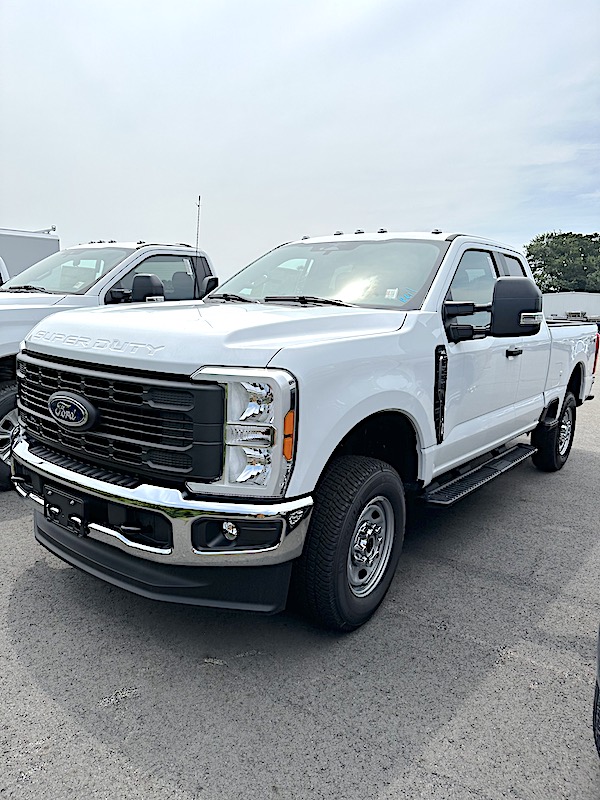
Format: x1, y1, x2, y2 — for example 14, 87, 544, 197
594, 682, 600, 758
0, 381, 18, 491
291, 455, 405, 631
531, 391, 576, 472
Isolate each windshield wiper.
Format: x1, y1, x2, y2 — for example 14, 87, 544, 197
263, 295, 354, 307
207, 293, 260, 303
3, 285, 54, 294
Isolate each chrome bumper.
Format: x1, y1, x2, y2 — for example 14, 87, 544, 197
12, 438, 313, 567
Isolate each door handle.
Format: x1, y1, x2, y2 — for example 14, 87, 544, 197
506, 347, 523, 357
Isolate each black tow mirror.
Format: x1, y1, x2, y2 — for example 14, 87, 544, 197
447, 324, 475, 343
200, 275, 218, 298
106, 287, 132, 304
490, 277, 542, 337
443, 301, 476, 322
131, 274, 165, 303
443, 300, 477, 342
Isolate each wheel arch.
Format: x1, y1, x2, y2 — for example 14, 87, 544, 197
567, 362, 585, 406
316, 410, 421, 491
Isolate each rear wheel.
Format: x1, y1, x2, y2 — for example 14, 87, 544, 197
531, 391, 576, 472
292, 455, 405, 631
0, 382, 18, 491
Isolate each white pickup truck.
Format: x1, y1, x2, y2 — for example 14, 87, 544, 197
0, 241, 217, 489
11, 231, 599, 630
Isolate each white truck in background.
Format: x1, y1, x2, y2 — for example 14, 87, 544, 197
10, 231, 599, 630
0, 241, 218, 489
0, 227, 60, 285
543, 292, 600, 326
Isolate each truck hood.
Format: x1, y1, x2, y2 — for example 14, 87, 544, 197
0, 293, 83, 359
25, 301, 407, 373
0, 292, 66, 308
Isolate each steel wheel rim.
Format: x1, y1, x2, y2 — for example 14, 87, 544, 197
0, 407, 18, 464
558, 406, 573, 456
347, 495, 395, 598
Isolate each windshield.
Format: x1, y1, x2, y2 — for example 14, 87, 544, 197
213, 239, 449, 310
0, 246, 134, 295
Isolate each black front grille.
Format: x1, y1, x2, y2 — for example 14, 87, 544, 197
17, 353, 224, 485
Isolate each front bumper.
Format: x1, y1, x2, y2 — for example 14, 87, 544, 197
33, 512, 293, 612
12, 436, 312, 567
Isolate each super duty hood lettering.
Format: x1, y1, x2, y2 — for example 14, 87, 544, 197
31, 330, 165, 356
25, 304, 407, 372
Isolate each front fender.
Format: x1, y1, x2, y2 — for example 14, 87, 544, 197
271, 329, 437, 497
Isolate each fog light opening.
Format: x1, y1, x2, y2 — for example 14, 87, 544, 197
222, 521, 239, 541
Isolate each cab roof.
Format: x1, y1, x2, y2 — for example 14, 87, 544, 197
291, 230, 522, 253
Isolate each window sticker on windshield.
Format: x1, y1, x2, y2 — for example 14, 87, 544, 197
385, 288, 398, 299
398, 287, 416, 304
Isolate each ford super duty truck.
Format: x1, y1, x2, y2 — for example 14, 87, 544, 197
0, 241, 217, 490
10, 231, 599, 630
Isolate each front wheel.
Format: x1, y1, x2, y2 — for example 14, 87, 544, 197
531, 391, 576, 472
0, 382, 18, 491
291, 455, 405, 631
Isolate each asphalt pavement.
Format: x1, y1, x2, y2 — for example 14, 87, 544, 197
1, 401, 599, 799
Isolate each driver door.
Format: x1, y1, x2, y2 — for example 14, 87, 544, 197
106, 255, 199, 303
432, 248, 522, 475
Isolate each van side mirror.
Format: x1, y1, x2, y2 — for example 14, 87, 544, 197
490, 277, 542, 337
200, 275, 218, 298
131, 274, 165, 303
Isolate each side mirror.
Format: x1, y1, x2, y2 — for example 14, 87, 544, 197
200, 275, 218, 298
447, 324, 475, 343
131, 274, 165, 303
490, 277, 542, 337
443, 301, 476, 322
443, 300, 477, 342
106, 287, 132, 304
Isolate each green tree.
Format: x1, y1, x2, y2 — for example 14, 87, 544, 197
525, 232, 600, 293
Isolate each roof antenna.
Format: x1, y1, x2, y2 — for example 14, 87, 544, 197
195, 194, 202, 252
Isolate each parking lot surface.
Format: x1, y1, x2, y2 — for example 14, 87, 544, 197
1, 401, 600, 799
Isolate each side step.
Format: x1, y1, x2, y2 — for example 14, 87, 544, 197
424, 443, 536, 506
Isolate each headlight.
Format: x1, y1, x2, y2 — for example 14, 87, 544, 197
187, 367, 297, 497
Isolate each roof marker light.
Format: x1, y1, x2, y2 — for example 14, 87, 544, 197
334, 230, 343, 235
355, 229, 364, 234
378, 228, 387, 233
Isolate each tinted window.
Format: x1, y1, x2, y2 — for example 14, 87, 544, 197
447, 250, 497, 326
503, 255, 526, 276
114, 255, 196, 301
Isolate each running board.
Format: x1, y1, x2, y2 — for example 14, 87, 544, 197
423, 444, 536, 506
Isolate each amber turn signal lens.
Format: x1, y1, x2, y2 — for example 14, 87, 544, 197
283, 410, 295, 460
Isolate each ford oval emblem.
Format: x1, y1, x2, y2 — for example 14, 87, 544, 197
48, 392, 99, 431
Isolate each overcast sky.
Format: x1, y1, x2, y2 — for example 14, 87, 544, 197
1, 0, 598, 279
